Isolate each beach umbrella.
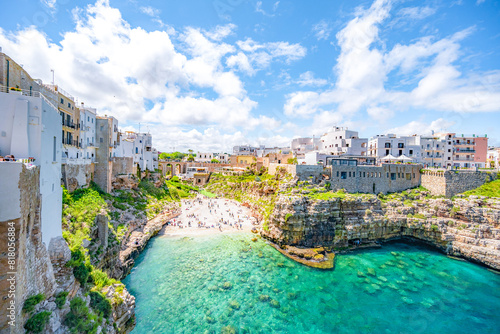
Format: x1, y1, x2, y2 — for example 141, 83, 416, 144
381, 154, 397, 161
396, 155, 413, 161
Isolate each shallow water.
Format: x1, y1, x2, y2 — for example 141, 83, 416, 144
124, 233, 500, 334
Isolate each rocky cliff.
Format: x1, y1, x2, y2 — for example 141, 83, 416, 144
261, 191, 500, 270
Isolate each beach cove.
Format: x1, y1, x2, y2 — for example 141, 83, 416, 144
124, 230, 500, 333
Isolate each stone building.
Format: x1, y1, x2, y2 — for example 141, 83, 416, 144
328, 163, 422, 194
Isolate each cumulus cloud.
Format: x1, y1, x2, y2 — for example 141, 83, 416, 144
0, 0, 298, 151
284, 0, 500, 124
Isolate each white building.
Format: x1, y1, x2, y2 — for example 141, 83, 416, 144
233, 145, 260, 156
487, 148, 500, 169
79, 105, 97, 162
197, 152, 214, 162
0, 88, 63, 245
368, 134, 422, 161
216, 153, 230, 163
291, 137, 321, 157
117, 131, 155, 171
320, 127, 368, 156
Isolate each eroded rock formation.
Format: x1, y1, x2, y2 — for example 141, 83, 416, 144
261, 193, 500, 270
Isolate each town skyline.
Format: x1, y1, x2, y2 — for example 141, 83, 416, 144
0, 0, 499, 152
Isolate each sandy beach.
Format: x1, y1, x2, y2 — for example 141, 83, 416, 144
159, 195, 258, 237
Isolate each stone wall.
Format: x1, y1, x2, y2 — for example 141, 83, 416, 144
61, 162, 93, 192
328, 164, 422, 194
112, 157, 134, 176
421, 170, 497, 198
268, 163, 325, 182
0, 164, 57, 333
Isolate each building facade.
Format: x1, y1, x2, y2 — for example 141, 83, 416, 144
320, 127, 367, 156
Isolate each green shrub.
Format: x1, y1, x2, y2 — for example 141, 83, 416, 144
23, 294, 45, 313
89, 291, 112, 318
55, 291, 69, 309
24, 311, 51, 333
430, 224, 439, 232
90, 269, 119, 290
64, 297, 99, 334
68, 249, 92, 287
285, 213, 292, 222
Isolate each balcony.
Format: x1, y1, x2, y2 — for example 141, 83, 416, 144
455, 149, 475, 153
454, 142, 475, 146
454, 157, 475, 162
63, 139, 81, 147
62, 121, 77, 130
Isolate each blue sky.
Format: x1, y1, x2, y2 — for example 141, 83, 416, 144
0, 0, 499, 152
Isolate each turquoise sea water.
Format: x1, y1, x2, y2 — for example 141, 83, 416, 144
123, 233, 500, 334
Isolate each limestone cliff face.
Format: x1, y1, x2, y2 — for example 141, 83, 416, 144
261, 194, 500, 270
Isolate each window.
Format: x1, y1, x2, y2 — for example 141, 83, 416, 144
68, 102, 71, 108
386, 149, 390, 155
391, 173, 396, 180
341, 172, 347, 179
448, 149, 451, 152
398, 173, 401, 178
399, 150, 403, 156
337, 171, 339, 177
398, 143, 404, 148
136, 147, 139, 154
409, 149, 413, 155
60, 98, 64, 104
406, 173, 411, 180
348, 171, 351, 177
363, 172, 366, 177
100, 137, 103, 143
387, 172, 389, 178
53, 136, 56, 162
378, 172, 381, 178
385, 143, 391, 148
346, 144, 349, 147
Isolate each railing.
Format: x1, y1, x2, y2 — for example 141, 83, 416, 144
62, 139, 81, 147
455, 142, 475, 146
1, 85, 40, 97
455, 149, 475, 153
454, 157, 475, 161
62, 121, 77, 129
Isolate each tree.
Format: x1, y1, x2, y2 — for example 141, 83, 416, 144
287, 157, 298, 165
211, 159, 220, 163
187, 155, 195, 162
159, 152, 168, 160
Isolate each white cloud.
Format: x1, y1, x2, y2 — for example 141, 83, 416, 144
140, 6, 160, 17
0, 0, 291, 152
312, 20, 332, 41
476, 0, 486, 4
386, 118, 455, 136
234, 38, 306, 73
284, 0, 500, 122
297, 71, 328, 87
398, 6, 436, 20
204, 23, 236, 41
255, 1, 280, 17
41, 0, 56, 9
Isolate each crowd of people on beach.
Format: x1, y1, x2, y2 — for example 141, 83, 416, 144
166, 195, 255, 232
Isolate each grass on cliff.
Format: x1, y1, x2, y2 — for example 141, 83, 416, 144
462, 179, 500, 198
